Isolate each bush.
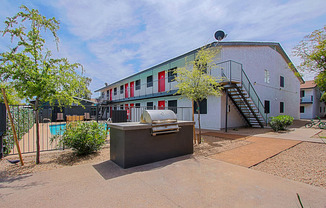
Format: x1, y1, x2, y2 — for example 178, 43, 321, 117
53, 121, 107, 155
269, 115, 294, 131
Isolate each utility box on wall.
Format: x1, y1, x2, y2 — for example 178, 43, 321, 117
0, 103, 7, 158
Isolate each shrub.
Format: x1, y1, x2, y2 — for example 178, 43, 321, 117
269, 115, 294, 131
53, 121, 107, 155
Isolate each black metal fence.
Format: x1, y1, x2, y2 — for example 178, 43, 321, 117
1, 104, 192, 156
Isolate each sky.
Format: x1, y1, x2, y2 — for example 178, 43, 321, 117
0, 0, 326, 98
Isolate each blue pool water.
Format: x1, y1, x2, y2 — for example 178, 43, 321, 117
49, 123, 109, 135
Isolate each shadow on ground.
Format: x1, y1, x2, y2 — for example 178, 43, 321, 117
93, 155, 193, 180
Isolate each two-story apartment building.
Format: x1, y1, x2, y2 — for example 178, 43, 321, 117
300, 80, 325, 119
95, 41, 303, 130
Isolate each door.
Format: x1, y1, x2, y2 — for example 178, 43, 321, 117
130, 82, 134, 97
125, 83, 128, 98
158, 100, 165, 110
158, 71, 165, 92
110, 89, 112, 101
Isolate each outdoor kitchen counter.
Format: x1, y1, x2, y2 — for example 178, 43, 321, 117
108, 121, 194, 130
109, 121, 194, 169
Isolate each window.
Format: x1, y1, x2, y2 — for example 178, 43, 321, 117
147, 75, 153, 87
300, 90, 305, 97
106, 90, 110, 97
311, 96, 313, 101
264, 69, 270, 83
120, 104, 124, 110
194, 99, 207, 114
300, 106, 305, 113
136, 79, 141, 90
320, 107, 322, 113
280, 76, 284, 87
101, 92, 104, 98
147, 102, 153, 110
120, 85, 124, 94
168, 67, 177, 82
135, 103, 140, 108
280, 102, 284, 113
264, 100, 270, 114
114, 87, 117, 95
168, 100, 177, 114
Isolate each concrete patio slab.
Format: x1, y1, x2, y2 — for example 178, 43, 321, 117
209, 136, 301, 167
1, 156, 326, 208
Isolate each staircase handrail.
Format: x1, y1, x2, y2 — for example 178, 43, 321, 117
240, 68, 268, 124
216, 60, 268, 125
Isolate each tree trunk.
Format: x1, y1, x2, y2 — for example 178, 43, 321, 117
196, 100, 202, 144
35, 99, 40, 164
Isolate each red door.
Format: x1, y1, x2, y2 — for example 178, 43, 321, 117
130, 82, 134, 97
125, 83, 128, 98
158, 71, 165, 92
158, 101, 165, 110
109, 89, 112, 101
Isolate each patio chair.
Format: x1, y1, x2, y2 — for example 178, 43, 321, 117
84, 113, 91, 120
57, 113, 64, 121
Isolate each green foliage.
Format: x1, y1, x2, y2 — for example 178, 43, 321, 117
0, 5, 90, 109
3, 106, 34, 156
294, 25, 326, 98
0, 83, 23, 105
269, 115, 294, 132
0, 5, 91, 163
174, 46, 223, 143
52, 121, 107, 155
293, 25, 326, 73
174, 47, 223, 102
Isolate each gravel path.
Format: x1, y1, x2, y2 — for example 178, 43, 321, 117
251, 142, 326, 189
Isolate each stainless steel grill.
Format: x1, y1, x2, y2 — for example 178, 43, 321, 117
140, 110, 179, 136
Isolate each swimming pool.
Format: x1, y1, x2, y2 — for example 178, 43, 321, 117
49, 123, 109, 135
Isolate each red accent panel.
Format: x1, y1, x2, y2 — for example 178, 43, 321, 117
125, 83, 128, 98
158, 71, 165, 92
130, 82, 134, 97
110, 89, 112, 101
158, 100, 165, 110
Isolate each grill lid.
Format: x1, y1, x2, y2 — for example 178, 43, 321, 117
140, 110, 179, 136
140, 110, 177, 124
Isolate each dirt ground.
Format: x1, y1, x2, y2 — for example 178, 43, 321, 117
0, 134, 250, 178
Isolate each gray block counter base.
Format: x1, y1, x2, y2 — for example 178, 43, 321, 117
109, 121, 194, 169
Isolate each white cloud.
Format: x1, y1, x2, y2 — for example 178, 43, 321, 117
2, 0, 326, 94
54, 0, 138, 40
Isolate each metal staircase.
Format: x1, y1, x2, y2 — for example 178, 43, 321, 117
212, 60, 268, 128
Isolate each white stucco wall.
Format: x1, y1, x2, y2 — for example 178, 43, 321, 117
98, 43, 301, 130
300, 88, 326, 119
220, 45, 300, 119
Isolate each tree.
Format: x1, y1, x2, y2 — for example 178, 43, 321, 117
293, 25, 326, 100
0, 83, 23, 105
0, 5, 90, 164
174, 46, 223, 144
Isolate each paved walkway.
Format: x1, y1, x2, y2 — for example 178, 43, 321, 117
209, 136, 301, 167
1, 156, 326, 208
201, 131, 301, 167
